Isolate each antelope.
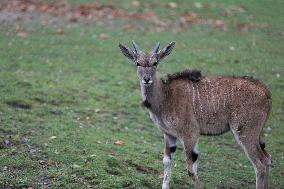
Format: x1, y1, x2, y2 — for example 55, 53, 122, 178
118, 41, 272, 189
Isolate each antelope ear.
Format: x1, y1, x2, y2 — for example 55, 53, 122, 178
118, 43, 137, 62
158, 42, 175, 61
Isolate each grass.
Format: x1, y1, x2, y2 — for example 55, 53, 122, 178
0, 0, 283, 188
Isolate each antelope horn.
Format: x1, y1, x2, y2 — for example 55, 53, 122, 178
132, 40, 141, 54
152, 42, 160, 53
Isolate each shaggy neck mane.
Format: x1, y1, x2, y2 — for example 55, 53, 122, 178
162, 69, 202, 84
141, 69, 202, 112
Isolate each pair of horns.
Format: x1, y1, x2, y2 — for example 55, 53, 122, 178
132, 40, 160, 54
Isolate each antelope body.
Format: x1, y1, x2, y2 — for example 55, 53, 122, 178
119, 41, 272, 189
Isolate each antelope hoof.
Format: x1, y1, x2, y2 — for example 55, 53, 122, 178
269, 159, 276, 168
162, 183, 170, 189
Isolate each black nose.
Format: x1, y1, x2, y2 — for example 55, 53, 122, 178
144, 77, 150, 83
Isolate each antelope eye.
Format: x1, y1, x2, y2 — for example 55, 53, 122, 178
153, 61, 158, 66
136, 62, 140, 66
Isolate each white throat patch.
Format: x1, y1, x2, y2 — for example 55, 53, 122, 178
142, 80, 153, 84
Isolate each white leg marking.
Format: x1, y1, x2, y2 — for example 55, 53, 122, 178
192, 142, 199, 175
192, 161, 198, 175
162, 156, 172, 189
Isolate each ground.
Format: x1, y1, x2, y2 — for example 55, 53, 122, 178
0, 0, 283, 188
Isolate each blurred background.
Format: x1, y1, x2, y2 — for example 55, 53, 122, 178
0, 0, 283, 188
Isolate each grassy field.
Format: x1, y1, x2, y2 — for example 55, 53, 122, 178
0, 0, 283, 188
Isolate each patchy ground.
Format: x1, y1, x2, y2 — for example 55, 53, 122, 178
0, 0, 272, 32
0, 0, 283, 188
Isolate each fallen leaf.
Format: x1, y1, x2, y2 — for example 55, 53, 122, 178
29, 148, 37, 154
132, 1, 140, 7
57, 28, 64, 34
54, 161, 59, 168
168, 2, 177, 8
135, 164, 142, 171
99, 33, 110, 39
38, 160, 46, 165
214, 20, 226, 30
194, 2, 203, 9
4, 139, 10, 145
114, 140, 125, 146
50, 136, 57, 139
229, 46, 235, 51
72, 164, 81, 168
17, 32, 28, 38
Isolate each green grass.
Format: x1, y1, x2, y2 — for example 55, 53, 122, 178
0, 0, 283, 188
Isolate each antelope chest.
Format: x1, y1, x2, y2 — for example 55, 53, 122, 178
149, 112, 179, 137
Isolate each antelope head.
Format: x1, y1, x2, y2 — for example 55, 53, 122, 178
119, 40, 175, 86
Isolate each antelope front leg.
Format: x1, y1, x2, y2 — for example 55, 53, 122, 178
162, 134, 177, 189
183, 136, 201, 189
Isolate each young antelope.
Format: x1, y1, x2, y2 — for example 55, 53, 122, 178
119, 41, 272, 189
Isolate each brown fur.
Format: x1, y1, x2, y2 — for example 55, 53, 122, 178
161, 76, 272, 136
119, 41, 272, 189
156, 74, 271, 189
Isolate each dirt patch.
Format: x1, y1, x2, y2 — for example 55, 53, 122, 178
33, 97, 61, 106
240, 179, 255, 185
124, 159, 159, 175
0, 0, 165, 26
37, 176, 52, 188
179, 12, 227, 31
0, 0, 268, 32
0, 127, 16, 135
105, 157, 123, 175
26, 143, 53, 188
5, 100, 32, 109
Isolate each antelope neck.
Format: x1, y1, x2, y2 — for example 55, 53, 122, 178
140, 74, 163, 112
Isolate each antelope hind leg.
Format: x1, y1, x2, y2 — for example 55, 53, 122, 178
182, 136, 201, 189
232, 129, 268, 189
